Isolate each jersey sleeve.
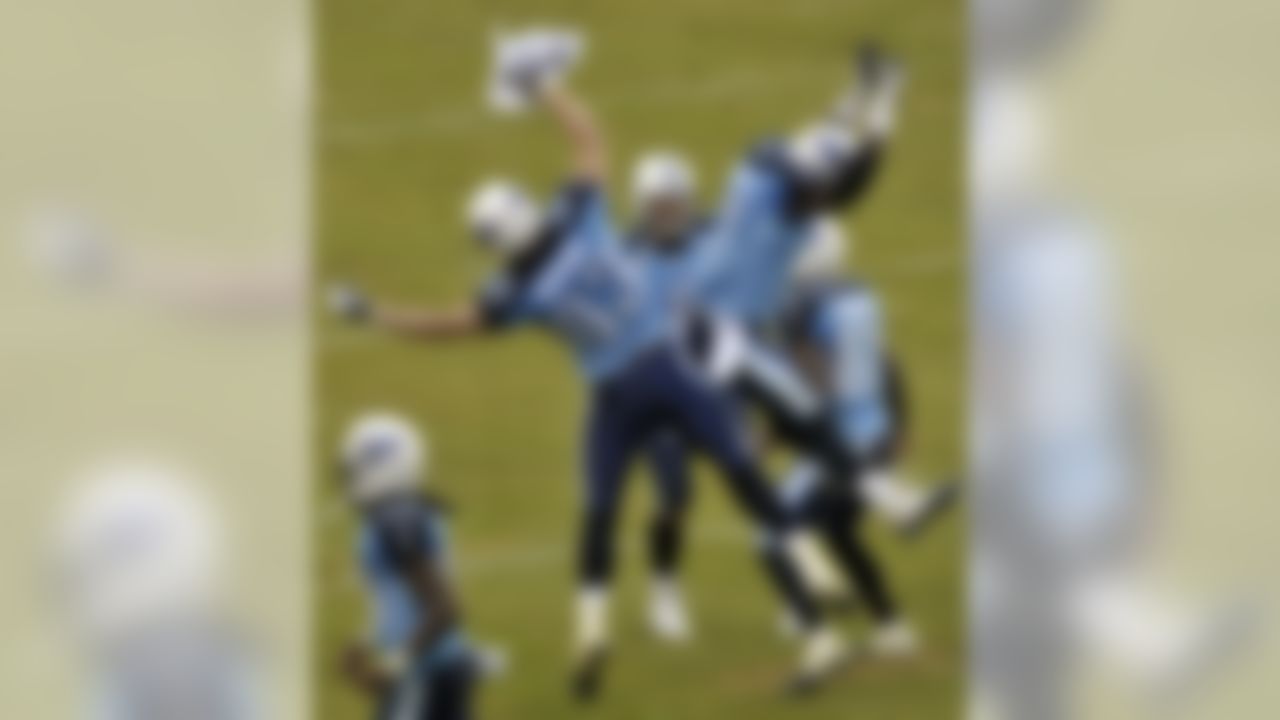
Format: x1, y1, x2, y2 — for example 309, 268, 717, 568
817, 291, 884, 400
748, 139, 812, 215
477, 273, 530, 330
370, 505, 442, 576
709, 139, 804, 240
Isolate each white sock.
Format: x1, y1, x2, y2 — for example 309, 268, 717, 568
865, 82, 902, 138
873, 618, 919, 656
829, 87, 865, 128
649, 574, 692, 641
829, 71, 902, 139
788, 532, 847, 600
575, 585, 610, 654
652, 574, 680, 600
860, 470, 926, 524
800, 626, 846, 675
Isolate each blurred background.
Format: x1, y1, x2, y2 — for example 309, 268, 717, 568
972, 0, 1280, 717
0, 1, 308, 717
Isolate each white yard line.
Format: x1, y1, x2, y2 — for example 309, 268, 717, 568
333, 522, 752, 596
456, 522, 751, 580
323, 66, 822, 146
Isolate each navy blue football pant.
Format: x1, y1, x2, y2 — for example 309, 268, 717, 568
780, 464, 899, 622
685, 313, 865, 491
377, 657, 474, 720
579, 345, 820, 627
643, 431, 692, 577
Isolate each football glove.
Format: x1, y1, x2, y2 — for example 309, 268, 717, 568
327, 281, 371, 324
487, 26, 586, 114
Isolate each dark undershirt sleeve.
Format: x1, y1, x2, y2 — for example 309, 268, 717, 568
373, 508, 440, 576
776, 140, 887, 219
825, 141, 886, 210
554, 179, 609, 244
476, 276, 522, 330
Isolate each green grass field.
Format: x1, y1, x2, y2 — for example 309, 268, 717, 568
317, 0, 963, 717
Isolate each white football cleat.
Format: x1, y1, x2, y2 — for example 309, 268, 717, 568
648, 577, 692, 644
787, 627, 851, 695
898, 482, 961, 540
871, 619, 919, 659
471, 643, 510, 680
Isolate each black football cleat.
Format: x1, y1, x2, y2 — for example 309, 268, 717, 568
900, 480, 962, 541
570, 646, 609, 703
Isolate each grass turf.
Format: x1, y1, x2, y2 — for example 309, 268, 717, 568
316, 0, 963, 716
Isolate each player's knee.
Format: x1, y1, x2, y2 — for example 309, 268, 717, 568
652, 505, 683, 529
753, 526, 794, 554
579, 507, 620, 577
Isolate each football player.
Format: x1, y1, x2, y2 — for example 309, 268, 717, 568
776, 220, 954, 655
623, 149, 711, 643
329, 28, 848, 699
680, 44, 957, 535
338, 413, 475, 720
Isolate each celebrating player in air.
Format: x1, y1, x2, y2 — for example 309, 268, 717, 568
621, 149, 712, 642
337, 412, 476, 720
328, 29, 848, 699
614, 47, 955, 621
683, 44, 958, 535
620, 45, 954, 548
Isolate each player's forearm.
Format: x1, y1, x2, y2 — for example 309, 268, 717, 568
370, 303, 483, 340
538, 83, 607, 180
408, 603, 461, 661
340, 643, 395, 697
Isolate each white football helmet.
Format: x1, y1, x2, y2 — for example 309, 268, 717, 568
786, 123, 857, 184
631, 150, 696, 212
466, 179, 544, 256
341, 412, 428, 504
792, 218, 852, 284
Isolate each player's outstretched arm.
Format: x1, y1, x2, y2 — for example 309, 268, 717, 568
328, 282, 486, 340
537, 82, 608, 184
371, 302, 485, 340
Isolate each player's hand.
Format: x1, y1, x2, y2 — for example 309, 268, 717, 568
327, 281, 371, 324
488, 27, 585, 114
339, 643, 395, 696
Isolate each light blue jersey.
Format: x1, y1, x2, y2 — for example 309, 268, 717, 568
480, 182, 674, 381
694, 142, 817, 327
785, 280, 892, 453
626, 218, 714, 322
357, 495, 467, 670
